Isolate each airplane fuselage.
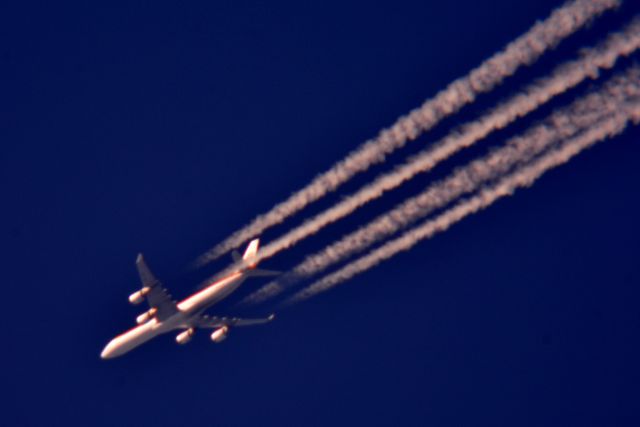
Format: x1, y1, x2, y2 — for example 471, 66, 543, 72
101, 270, 247, 359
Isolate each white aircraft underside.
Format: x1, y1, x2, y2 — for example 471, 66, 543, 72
101, 239, 276, 359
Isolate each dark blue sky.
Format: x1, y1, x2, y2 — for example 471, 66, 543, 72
2, 1, 640, 426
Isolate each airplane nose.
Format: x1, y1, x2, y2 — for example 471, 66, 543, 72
100, 340, 117, 359
100, 347, 112, 359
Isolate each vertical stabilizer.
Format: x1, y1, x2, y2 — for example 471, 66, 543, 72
242, 239, 260, 267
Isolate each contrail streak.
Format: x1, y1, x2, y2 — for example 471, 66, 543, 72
242, 65, 640, 306
241, 66, 640, 305
236, 19, 640, 272
195, 0, 619, 266
285, 88, 640, 306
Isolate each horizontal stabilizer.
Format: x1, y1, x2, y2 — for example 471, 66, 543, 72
231, 250, 242, 263
247, 268, 281, 278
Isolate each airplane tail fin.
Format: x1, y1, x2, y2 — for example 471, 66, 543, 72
242, 238, 260, 268
230, 239, 280, 277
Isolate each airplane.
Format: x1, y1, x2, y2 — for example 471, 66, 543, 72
101, 238, 277, 359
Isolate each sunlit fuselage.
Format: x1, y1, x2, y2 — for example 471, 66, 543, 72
100, 270, 247, 359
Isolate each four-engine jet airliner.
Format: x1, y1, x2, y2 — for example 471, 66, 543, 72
101, 239, 277, 359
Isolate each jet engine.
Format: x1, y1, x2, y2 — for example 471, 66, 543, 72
176, 328, 194, 345
210, 326, 229, 343
128, 287, 150, 305
136, 307, 157, 324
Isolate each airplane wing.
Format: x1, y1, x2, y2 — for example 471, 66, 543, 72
195, 314, 275, 328
136, 254, 178, 321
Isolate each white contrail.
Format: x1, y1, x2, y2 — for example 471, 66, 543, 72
235, 19, 640, 271
195, 0, 619, 266
285, 95, 640, 305
242, 66, 640, 306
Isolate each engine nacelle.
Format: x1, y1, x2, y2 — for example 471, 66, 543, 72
210, 326, 229, 343
128, 287, 150, 305
176, 328, 194, 345
136, 307, 157, 325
